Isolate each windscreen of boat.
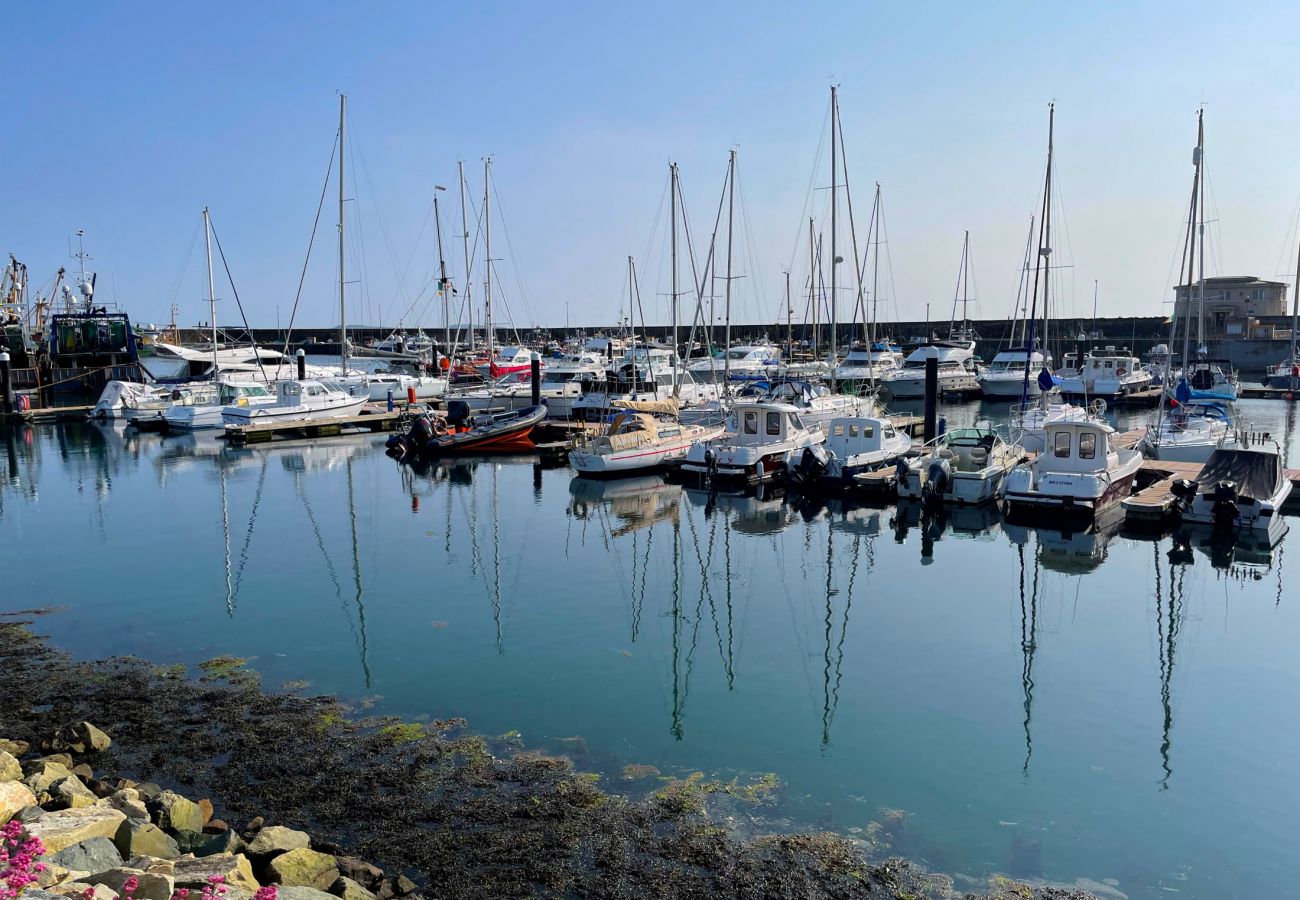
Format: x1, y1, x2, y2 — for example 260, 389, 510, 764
1194, 449, 1282, 501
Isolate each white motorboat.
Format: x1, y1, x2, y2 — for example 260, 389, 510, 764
572, 354, 721, 421
1003, 419, 1143, 518
221, 379, 367, 426
163, 381, 276, 431
569, 399, 725, 476
90, 380, 177, 420
1010, 397, 1108, 455
760, 380, 876, 431
880, 340, 979, 399
687, 344, 782, 381
789, 415, 912, 489
680, 399, 824, 485
451, 351, 604, 418
978, 348, 1052, 398
1168, 447, 1292, 531
832, 341, 903, 385
896, 424, 1023, 506
1057, 348, 1152, 400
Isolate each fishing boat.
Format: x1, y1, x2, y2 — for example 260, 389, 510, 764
569, 398, 724, 476
788, 415, 912, 489
896, 423, 1022, 507
1168, 447, 1293, 532
679, 399, 824, 485
1002, 420, 1143, 518
388, 403, 545, 457
1011, 397, 1108, 455
879, 340, 979, 399
164, 381, 276, 431
220, 378, 367, 426
1057, 348, 1152, 400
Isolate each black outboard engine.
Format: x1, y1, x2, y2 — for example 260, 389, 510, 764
445, 400, 471, 428
1209, 480, 1240, 532
894, 457, 911, 489
921, 457, 951, 511
794, 445, 829, 485
386, 414, 434, 457
1169, 478, 1197, 515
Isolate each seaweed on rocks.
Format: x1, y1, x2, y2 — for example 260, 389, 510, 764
0, 621, 1094, 900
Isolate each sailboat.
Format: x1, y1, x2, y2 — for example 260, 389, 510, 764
980, 218, 1051, 399
1008, 104, 1108, 453
1140, 110, 1244, 462
1264, 205, 1300, 390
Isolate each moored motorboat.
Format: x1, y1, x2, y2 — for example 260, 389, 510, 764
570, 399, 724, 477
896, 423, 1023, 507
221, 379, 367, 426
388, 402, 545, 457
679, 399, 823, 486
1002, 420, 1142, 519
788, 415, 912, 490
1168, 446, 1293, 532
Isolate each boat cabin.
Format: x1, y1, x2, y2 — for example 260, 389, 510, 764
899, 344, 974, 371
986, 348, 1049, 372
218, 382, 273, 406
825, 417, 897, 458
1077, 350, 1141, 380
727, 401, 808, 446
274, 379, 344, 406
1041, 421, 1118, 473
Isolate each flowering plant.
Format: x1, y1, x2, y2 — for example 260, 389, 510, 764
0, 820, 47, 900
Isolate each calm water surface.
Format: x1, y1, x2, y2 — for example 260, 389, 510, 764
2, 397, 1298, 899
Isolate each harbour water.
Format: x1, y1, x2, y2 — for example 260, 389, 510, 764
2, 396, 1298, 899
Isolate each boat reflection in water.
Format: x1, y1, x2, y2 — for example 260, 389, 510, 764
567, 474, 682, 537
1003, 510, 1124, 575
889, 498, 1002, 563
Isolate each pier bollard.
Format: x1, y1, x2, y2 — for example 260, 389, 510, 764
296, 348, 307, 380
0, 351, 12, 416
938, 416, 947, 438
923, 355, 938, 443
387, 389, 394, 412
531, 353, 541, 406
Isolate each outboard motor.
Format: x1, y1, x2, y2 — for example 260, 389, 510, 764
793, 445, 829, 485
386, 414, 435, 457
1169, 478, 1198, 516
894, 457, 912, 490
921, 457, 951, 511
1209, 480, 1240, 532
445, 400, 471, 428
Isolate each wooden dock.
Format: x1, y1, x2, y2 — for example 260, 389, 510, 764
1123, 458, 1300, 525
1239, 385, 1299, 400
1112, 387, 1164, 408
1, 405, 94, 425
223, 407, 405, 446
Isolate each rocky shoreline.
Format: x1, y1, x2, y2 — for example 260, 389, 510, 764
0, 617, 1098, 900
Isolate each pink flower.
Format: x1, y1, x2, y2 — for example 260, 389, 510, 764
252, 888, 277, 900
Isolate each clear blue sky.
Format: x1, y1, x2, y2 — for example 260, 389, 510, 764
3, 1, 1298, 331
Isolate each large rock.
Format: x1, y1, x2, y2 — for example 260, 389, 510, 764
0, 739, 30, 756
37, 864, 89, 888
17, 890, 66, 900
0, 749, 22, 782
172, 854, 260, 892
150, 791, 203, 834
114, 820, 180, 860
51, 776, 99, 809
330, 876, 377, 900
334, 859, 384, 893
51, 884, 118, 900
44, 723, 112, 755
99, 789, 149, 821
197, 830, 246, 859
267, 848, 339, 890
246, 825, 310, 860
49, 836, 124, 877
26, 760, 72, 796
87, 868, 174, 900
0, 779, 37, 822
26, 807, 127, 854
277, 888, 336, 900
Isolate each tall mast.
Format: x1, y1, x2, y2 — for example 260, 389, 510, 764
1291, 212, 1300, 368
808, 218, 817, 357
203, 207, 217, 376
869, 183, 881, 388
483, 157, 494, 366
723, 149, 736, 387
829, 85, 839, 384
1020, 103, 1053, 407
785, 270, 793, 353
670, 162, 680, 395
434, 187, 449, 353
1181, 112, 1202, 374
1195, 109, 1206, 356
962, 230, 970, 334
338, 94, 348, 373
458, 161, 471, 353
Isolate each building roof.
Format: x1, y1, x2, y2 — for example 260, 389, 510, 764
1173, 275, 1286, 290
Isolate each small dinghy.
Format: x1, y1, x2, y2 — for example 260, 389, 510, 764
387, 402, 545, 458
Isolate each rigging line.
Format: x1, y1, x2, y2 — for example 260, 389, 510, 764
346, 458, 372, 687
733, 163, 769, 322
785, 97, 833, 275
166, 221, 201, 316
206, 215, 269, 384
684, 494, 725, 681
821, 525, 836, 747
387, 198, 438, 330
640, 168, 671, 308
344, 107, 410, 326
231, 458, 269, 602
488, 177, 537, 331
679, 160, 730, 365
829, 532, 861, 739
278, 131, 339, 372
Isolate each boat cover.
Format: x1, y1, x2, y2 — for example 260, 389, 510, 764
610, 397, 679, 416
1194, 449, 1283, 501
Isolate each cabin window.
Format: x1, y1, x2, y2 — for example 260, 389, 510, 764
743, 411, 758, 434
1104, 360, 1113, 369
1054, 431, 1071, 458
766, 412, 781, 435
1079, 432, 1097, 459
845, 424, 856, 438
833, 424, 846, 437
864, 426, 875, 438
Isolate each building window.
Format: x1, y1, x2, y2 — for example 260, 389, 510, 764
1079, 432, 1096, 460
1054, 431, 1071, 458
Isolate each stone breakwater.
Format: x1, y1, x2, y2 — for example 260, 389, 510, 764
0, 619, 1099, 899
